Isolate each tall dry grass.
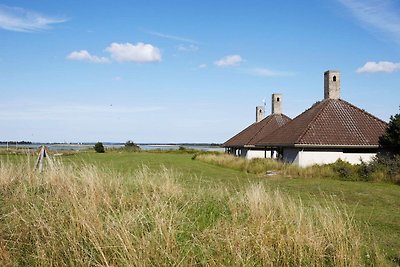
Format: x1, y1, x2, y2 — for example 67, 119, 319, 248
0, 160, 384, 266
194, 153, 334, 178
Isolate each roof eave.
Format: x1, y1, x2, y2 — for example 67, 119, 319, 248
255, 143, 292, 147
293, 144, 379, 149
243, 145, 256, 148
255, 143, 379, 149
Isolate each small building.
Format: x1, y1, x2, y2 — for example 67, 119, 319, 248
256, 70, 388, 167
223, 94, 291, 159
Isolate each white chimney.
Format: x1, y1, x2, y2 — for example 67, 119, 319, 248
272, 93, 282, 114
324, 70, 340, 99
256, 106, 265, 122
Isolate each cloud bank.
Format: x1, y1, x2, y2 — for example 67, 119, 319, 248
67, 42, 162, 64
357, 61, 400, 73
177, 44, 199, 52
105, 42, 161, 63
337, 0, 400, 43
67, 50, 110, 63
147, 31, 200, 45
214, 55, 242, 67
250, 68, 290, 77
0, 5, 67, 32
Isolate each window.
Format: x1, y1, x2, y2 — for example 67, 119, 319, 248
277, 97, 280, 102
333, 76, 336, 82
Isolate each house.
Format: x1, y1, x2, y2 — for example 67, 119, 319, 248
256, 70, 388, 167
223, 94, 291, 159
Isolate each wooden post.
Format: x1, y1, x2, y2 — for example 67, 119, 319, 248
35, 146, 53, 172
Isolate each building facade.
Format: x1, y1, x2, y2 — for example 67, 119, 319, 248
223, 94, 291, 159
256, 70, 388, 167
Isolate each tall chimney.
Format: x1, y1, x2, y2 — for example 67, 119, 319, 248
324, 70, 340, 99
256, 106, 265, 123
272, 93, 282, 114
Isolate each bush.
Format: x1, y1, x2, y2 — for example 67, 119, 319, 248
124, 140, 140, 151
379, 113, 400, 155
372, 154, 400, 184
329, 159, 356, 180
357, 160, 374, 182
94, 142, 105, 153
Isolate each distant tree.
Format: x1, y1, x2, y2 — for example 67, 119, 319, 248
379, 113, 400, 155
94, 142, 105, 153
124, 140, 140, 151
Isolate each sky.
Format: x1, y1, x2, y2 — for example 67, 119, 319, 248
1, 0, 400, 143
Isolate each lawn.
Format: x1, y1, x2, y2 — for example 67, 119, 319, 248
1, 149, 399, 264
58, 150, 400, 262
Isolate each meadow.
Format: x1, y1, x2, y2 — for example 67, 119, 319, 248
0, 149, 399, 266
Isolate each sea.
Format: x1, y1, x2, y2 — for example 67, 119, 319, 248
0, 143, 224, 152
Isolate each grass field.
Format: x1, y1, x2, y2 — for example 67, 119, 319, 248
0, 149, 399, 265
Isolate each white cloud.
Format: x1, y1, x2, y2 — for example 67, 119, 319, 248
66, 50, 110, 64
198, 63, 207, 69
147, 31, 200, 44
105, 42, 161, 63
0, 5, 67, 32
337, 0, 400, 43
250, 68, 291, 77
357, 61, 400, 73
177, 44, 199, 52
214, 55, 242, 67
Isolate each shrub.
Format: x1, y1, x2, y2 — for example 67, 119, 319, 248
330, 159, 356, 180
357, 160, 374, 182
94, 142, 105, 153
124, 140, 140, 151
372, 154, 400, 184
379, 113, 400, 155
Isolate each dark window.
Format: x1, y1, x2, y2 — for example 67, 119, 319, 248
333, 76, 337, 82
277, 97, 280, 102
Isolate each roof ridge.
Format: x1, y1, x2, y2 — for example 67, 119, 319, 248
247, 115, 274, 144
295, 100, 329, 143
253, 114, 292, 145
223, 122, 257, 146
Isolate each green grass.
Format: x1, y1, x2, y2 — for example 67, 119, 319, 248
1, 150, 399, 265
61, 151, 258, 188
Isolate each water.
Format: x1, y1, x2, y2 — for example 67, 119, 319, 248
0, 143, 223, 152
140, 144, 223, 152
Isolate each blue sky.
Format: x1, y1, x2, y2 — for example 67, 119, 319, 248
1, 0, 399, 143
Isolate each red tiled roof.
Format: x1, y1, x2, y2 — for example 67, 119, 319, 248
223, 114, 291, 147
257, 99, 388, 147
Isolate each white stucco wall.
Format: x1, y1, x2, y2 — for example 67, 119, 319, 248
240, 149, 272, 159
283, 148, 376, 167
